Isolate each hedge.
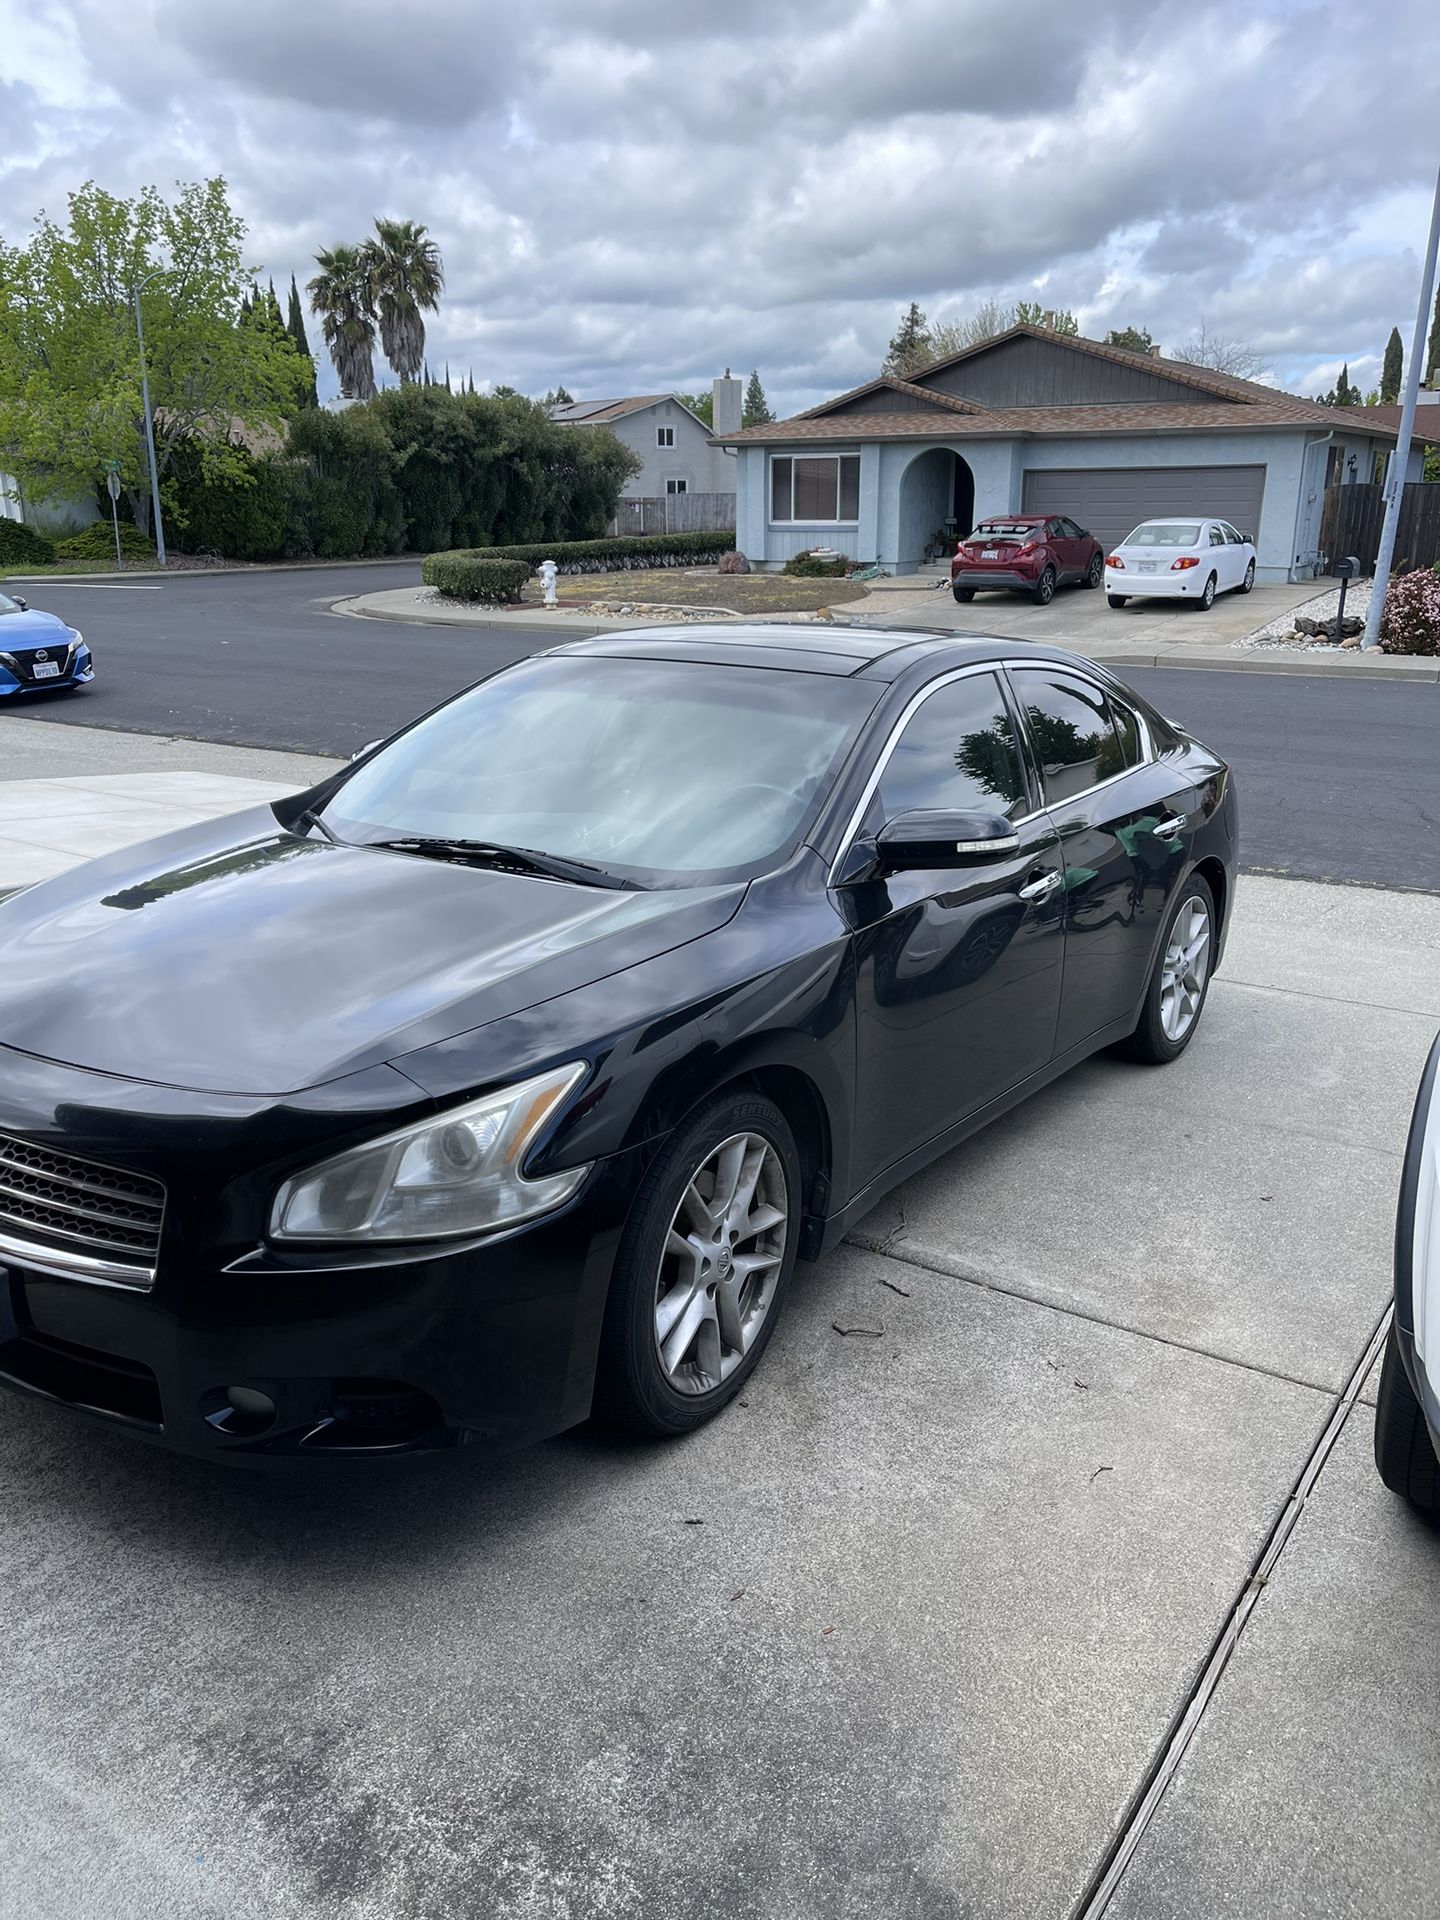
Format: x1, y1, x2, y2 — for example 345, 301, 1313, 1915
422, 555, 532, 604
53, 523, 155, 564
423, 530, 733, 592
0, 520, 56, 567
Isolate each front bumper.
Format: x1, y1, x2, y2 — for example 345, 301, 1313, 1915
0, 647, 94, 695
0, 1047, 645, 1462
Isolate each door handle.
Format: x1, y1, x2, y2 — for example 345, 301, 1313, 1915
1152, 813, 1188, 840
1018, 870, 1062, 902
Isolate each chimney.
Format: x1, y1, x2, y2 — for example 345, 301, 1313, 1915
712, 367, 743, 437
1149, 343, 1163, 358
1040, 309, 1056, 331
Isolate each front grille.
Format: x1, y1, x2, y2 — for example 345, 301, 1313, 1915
12, 647, 72, 684
0, 1132, 165, 1272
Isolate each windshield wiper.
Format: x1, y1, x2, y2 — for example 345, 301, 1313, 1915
366, 836, 641, 889
292, 807, 340, 843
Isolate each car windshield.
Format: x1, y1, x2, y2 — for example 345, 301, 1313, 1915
0, 593, 21, 615
1123, 524, 1201, 547
317, 654, 878, 887
969, 522, 1037, 540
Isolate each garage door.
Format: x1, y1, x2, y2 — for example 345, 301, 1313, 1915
1021, 466, 1266, 554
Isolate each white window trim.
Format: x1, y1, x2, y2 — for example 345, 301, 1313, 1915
768, 451, 862, 527
664, 478, 688, 494
656, 425, 675, 448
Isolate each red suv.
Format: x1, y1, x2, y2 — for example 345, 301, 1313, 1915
951, 514, 1105, 606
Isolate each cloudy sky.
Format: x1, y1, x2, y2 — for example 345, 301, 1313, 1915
3, 0, 1437, 417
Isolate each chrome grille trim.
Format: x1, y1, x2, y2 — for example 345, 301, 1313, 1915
0, 1132, 164, 1287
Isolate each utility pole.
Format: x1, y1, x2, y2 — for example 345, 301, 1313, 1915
130, 274, 168, 567
1362, 159, 1440, 649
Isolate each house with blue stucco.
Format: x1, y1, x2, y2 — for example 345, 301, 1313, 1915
715, 324, 1409, 582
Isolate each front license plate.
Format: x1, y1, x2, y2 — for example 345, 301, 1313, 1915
1138, 562, 1157, 574
31, 661, 61, 679
982, 548, 999, 559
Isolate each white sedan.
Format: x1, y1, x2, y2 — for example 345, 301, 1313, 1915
1105, 518, 1257, 611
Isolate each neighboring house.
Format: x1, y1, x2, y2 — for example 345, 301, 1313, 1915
550, 374, 740, 499
716, 324, 1404, 580
0, 470, 100, 534
1350, 391, 1437, 479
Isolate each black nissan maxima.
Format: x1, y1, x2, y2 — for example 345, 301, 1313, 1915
0, 627, 1236, 1460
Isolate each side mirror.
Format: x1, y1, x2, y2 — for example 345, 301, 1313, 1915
352, 738, 381, 762
871, 809, 1019, 875
13, 597, 27, 611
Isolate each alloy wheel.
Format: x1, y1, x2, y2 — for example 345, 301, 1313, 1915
653, 1131, 789, 1395
1160, 896, 1211, 1041
1035, 568, 1056, 605
1199, 573, 1216, 609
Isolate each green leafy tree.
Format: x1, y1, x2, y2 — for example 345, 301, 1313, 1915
883, 302, 933, 376
1016, 302, 1079, 335
676, 390, 714, 426
286, 274, 318, 405
308, 244, 377, 398
1427, 282, 1440, 387
543, 385, 575, 407
1316, 362, 1362, 408
1381, 326, 1404, 404
363, 217, 444, 385
1105, 325, 1156, 354
743, 370, 774, 426
0, 177, 308, 538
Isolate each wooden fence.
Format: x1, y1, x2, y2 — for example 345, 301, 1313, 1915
607, 493, 736, 537
1319, 482, 1440, 573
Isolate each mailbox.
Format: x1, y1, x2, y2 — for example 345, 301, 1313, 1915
1333, 554, 1361, 580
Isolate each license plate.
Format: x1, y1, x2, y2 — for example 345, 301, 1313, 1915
1138, 562, 1157, 574
31, 661, 61, 679
982, 548, 999, 560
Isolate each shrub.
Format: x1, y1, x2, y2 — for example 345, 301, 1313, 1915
1378, 568, 1440, 655
716, 549, 752, 574
422, 554, 531, 604
53, 522, 155, 564
783, 548, 854, 578
168, 451, 290, 560
0, 520, 56, 567
422, 529, 733, 591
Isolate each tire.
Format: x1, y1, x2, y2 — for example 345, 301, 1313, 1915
1193, 572, 1217, 611
594, 1090, 802, 1437
952, 586, 975, 603
1108, 594, 1128, 609
1374, 1326, 1440, 1510
1082, 552, 1104, 589
1240, 559, 1256, 594
1117, 873, 1216, 1064
1031, 566, 1057, 607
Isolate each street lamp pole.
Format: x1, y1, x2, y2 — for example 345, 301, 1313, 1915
130, 275, 167, 567
1361, 159, 1440, 650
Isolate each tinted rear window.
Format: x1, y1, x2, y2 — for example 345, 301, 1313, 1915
1123, 524, 1200, 547
969, 521, 1038, 540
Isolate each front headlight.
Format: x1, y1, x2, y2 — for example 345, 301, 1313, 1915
269, 1062, 590, 1244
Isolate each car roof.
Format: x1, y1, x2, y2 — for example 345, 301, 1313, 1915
976, 512, 1045, 521
1125, 517, 1211, 527
546, 624, 1096, 683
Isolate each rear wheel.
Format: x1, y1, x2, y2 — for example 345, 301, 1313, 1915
1193, 571, 1217, 611
1374, 1327, 1440, 1510
1240, 559, 1256, 594
952, 586, 975, 603
595, 1091, 801, 1436
1082, 552, 1104, 589
1117, 874, 1215, 1064
1108, 594, 1128, 609
1031, 566, 1057, 606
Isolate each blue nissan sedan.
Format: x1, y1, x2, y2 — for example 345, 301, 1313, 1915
0, 590, 94, 696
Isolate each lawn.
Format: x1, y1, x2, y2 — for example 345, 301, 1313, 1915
547, 567, 870, 614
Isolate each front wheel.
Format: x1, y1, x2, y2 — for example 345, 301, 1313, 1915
1240, 559, 1256, 594
1031, 566, 1056, 606
1117, 873, 1216, 1064
1374, 1327, 1440, 1510
952, 586, 975, 603
1107, 593, 1128, 609
1082, 552, 1104, 589
595, 1091, 801, 1436
1193, 572, 1217, 611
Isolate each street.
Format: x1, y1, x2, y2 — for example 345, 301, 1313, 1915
7, 563, 1440, 893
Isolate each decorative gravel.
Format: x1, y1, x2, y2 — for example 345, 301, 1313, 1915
1236, 580, 1374, 651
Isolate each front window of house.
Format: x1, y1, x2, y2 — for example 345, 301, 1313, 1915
770, 454, 861, 524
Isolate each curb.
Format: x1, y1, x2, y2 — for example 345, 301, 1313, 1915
333, 597, 637, 634
2, 556, 426, 586
1079, 648, 1440, 681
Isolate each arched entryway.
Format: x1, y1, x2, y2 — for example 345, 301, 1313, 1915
896, 448, 975, 569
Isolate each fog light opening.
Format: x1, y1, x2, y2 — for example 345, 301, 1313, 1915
200, 1382, 278, 1437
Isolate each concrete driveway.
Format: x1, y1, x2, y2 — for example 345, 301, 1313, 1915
3, 766, 1438, 1919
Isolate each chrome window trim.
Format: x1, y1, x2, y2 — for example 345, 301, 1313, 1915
827, 659, 1158, 883
0, 1225, 156, 1290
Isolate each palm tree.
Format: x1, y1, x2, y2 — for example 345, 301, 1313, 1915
306, 245, 377, 400
364, 218, 444, 385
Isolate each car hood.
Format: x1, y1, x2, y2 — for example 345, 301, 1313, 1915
0, 609, 77, 647
0, 807, 745, 1095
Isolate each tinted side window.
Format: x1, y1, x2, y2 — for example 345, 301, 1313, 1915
1208, 524, 1225, 547
1111, 698, 1143, 769
1011, 672, 1125, 804
1058, 518, 1082, 539
877, 673, 1029, 823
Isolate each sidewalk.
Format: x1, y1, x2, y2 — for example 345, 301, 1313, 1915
0, 716, 338, 890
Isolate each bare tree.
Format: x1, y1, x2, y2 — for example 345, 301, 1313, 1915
1172, 322, 1270, 380
924, 300, 1019, 362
